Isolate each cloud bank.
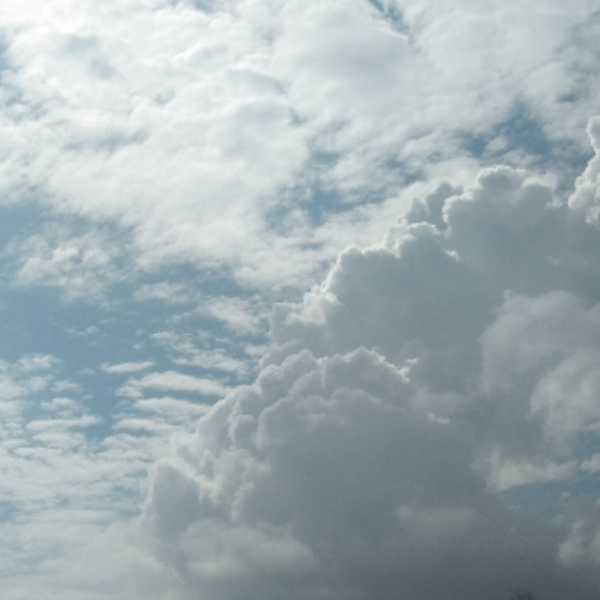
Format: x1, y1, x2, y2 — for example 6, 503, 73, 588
2, 0, 600, 291
135, 120, 600, 600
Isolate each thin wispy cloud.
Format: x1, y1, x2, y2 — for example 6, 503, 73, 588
103, 361, 155, 374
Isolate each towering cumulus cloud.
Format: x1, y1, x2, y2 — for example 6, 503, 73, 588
141, 121, 600, 600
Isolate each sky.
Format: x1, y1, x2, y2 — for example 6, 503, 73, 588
2, 0, 600, 598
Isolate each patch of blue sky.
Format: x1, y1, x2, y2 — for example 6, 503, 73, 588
380, 153, 426, 188
14, 291, 255, 423
0, 211, 270, 444
366, 0, 410, 35
265, 181, 347, 231
500, 431, 600, 525
502, 473, 600, 527
266, 150, 424, 234
0, 202, 43, 240
460, 102, 593, 191
0, 497, 21, 521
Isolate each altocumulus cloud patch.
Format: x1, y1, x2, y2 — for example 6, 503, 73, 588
136, 120, 600, 600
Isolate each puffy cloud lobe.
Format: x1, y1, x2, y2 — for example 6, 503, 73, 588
482, 292, 600, 449
142, 128, 600, 600
141, 351, 562, 599
570, 117, 600, 225
559, 500, 600, 567
143, 350, 599, 600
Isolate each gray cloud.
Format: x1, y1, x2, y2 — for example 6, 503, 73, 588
138, 122, 600, 600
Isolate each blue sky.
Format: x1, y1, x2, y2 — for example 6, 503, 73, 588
2, 1, 600, 598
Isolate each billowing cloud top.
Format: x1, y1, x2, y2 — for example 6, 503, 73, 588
140, 126, 600, 600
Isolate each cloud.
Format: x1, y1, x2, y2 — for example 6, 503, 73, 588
134, 283, 191, 304
137, 124, 600, 600
198, 296, 266, 335
1, 0, 600, 292
117, 370, 230, 399
141, 349, 595, 600
103, 361, 155, 374
581, 453, 600, 473
569, 116, 600, 224
8, 227, 127, 301
0, 351, 214, 600
483, 453, 578, 492
3, 2, 600, 599
113, 397, 211, 436
151, 331, 255, 378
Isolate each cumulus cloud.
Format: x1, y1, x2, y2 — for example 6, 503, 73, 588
1, 0, 600, 290
139, 122, 600, 600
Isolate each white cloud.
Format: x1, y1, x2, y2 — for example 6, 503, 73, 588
136, 131, 600, 599
198, 296, 265, 334
0, 351, 216, 600
581, 453, 600, 473
134, 283, 191, 304
9, 228, 127, 301
482, 453, 578, 492
569, 116, 600, 225
113, 397, 211, 436
559, 500, 600, 567
1, 0, 599, 291
117, 370, 230, 398
103, 361, 155, 374
173, 350, 250, 375
133, 397, 211, 419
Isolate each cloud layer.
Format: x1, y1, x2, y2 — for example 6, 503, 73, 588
2, 0, 600, 291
